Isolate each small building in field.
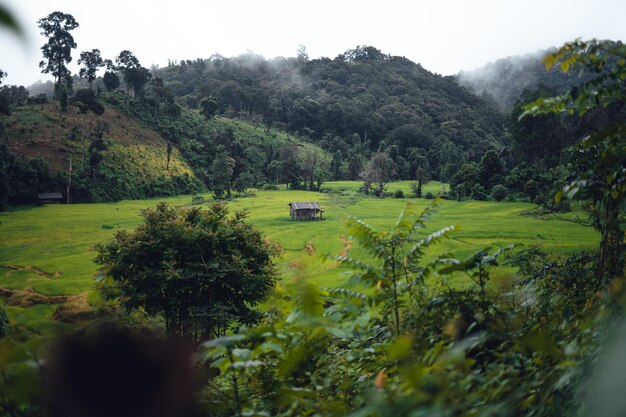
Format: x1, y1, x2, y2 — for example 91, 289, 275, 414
37, 192, 64, 204
288, 202, 324, 221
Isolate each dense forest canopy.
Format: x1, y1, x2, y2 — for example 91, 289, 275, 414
154, 46, 506, 170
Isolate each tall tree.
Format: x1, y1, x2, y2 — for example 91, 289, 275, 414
478, 149, 505, 190
210, 146, 235, 198
102, 71, 120, 91
115, 50, 151, 97
411, 154, 431, 198
37, 12, 79, 94
78, 49, 105, 89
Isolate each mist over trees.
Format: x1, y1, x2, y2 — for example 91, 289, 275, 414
457, 49, 582, 111
153, 46, 506, 182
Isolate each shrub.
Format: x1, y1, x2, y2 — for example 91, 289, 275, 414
191, 195, 205, 205
424, 191, 435, 199
73, 88, 105, 115
471, 184, 488, 201
393, 189, 404, 198
490, 184, 508, 201
262, 184, 279, 191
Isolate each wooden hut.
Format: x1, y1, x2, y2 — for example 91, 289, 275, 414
37, 192, 64, 204
288, 202, 324, 221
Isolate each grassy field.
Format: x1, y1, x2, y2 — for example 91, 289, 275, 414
0, 182, 599, 336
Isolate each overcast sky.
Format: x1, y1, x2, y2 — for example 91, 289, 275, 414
1, 0, 624, 86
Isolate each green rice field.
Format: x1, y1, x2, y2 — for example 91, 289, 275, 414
0, 181, 599, 336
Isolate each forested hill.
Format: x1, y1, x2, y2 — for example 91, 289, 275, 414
456, 49, 580, 111
155, 46, 506, 162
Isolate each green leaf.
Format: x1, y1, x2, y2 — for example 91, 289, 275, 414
387, 335, 413, 360
554, 190, 563, 203
0, 5, 21, 35
543, 54, 556, 70
520, 328, 562, 358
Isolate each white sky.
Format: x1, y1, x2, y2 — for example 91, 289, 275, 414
1, 0, 625, 86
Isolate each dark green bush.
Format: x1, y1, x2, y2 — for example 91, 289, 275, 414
490, 184, 508, 201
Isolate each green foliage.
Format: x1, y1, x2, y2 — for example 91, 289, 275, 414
479, 149, 505, 190
522, 39, 626, 282
199, 95, 218, 119
471, 183, 487, 201
155, 47, 505, 178
0, 144, 61, 210
0, 4, 21, 36
490, 184, 508, 201
38, 12, 78, 90
78, 49, 105, 88
115, 50, 151, 97
102, 71, 120, 91
72, 88, 104, 115
450, 162, 479, 200
334, 200, 456, 334
94, 202, 278, 340
195, 202, 607, 417
360, 152, 395, 197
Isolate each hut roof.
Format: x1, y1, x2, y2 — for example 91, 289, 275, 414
37, 192, 63, 200
288, 202, 323, 211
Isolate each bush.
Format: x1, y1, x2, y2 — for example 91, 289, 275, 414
393, 189, 404, 198
471, 184, 487, 201
490, 184, 508, 201
262, 184, 279, 191
191, 195, 205, 205
424, 191, 434, 199
73, 88, 105, 115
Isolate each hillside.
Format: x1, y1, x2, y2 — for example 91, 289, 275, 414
5, 103, 191, 174
1, 95, 330, 206
456, 49, 583, 111
155, 46, 506, 170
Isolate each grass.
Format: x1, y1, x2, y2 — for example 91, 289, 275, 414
0, 182, 599, 336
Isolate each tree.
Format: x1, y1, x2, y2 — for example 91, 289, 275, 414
478, 149, 505, 190
115, 50, 151, 97
360, 152, 395, 197
102, 71, 120, 91
73, 88, 104, 115
94, 202, 278, 340
279, 144, 302, 189
411, 154, 431, 198
450, 162, 480, 200
78, 49, 105, 89
88, 121, 110, 177
490, 184, 508, 201
0, 69, 9, 116
210, 146, 235, 198
38, 12, 79, 94
200, 96, 218, 119
302, 147, 327, 191
233, 171, 254, 195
